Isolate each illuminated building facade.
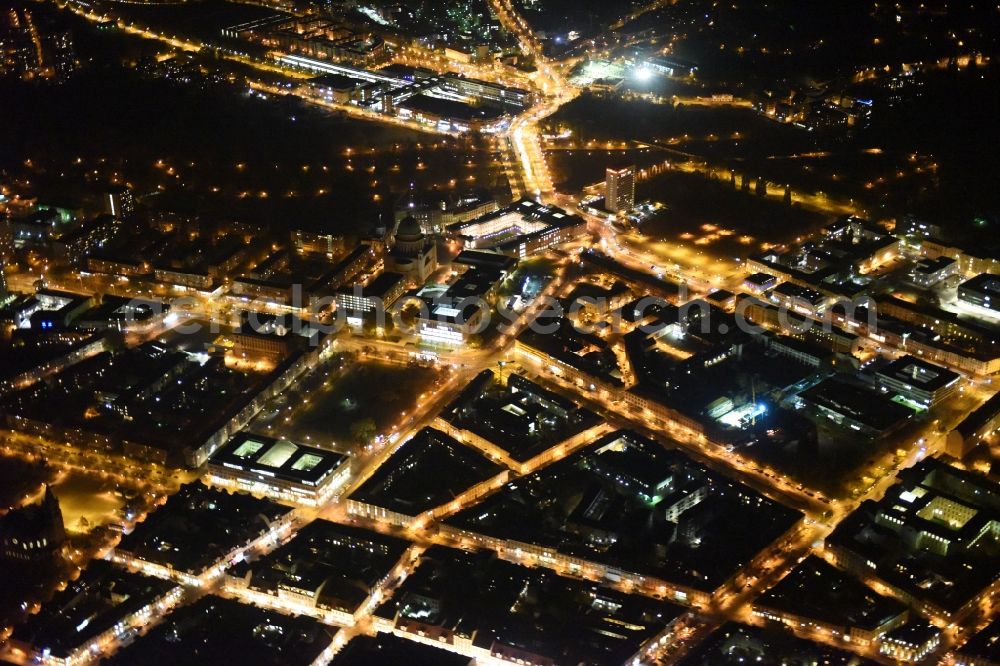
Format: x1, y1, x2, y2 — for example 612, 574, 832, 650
605, 165, 635, 213
207, 433, 351, 506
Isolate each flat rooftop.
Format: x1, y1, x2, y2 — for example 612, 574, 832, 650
744, 272, 779, 287
956, 390, 1000, 438
452, 249, 518, 272
876, 354, 960, 392
882, 621, 940, 647
210, 432, 348, 488
400, 94, 504, 122
799, 378, 914, 432
448, 198, 582, 238
336, 271, 404, 299
912, 255, 955, 275
308, 73, 364, 90
78, 296, 167, 325
771, 281, 825, 305
960, 272, 1000, 297
444, 267, 504, 299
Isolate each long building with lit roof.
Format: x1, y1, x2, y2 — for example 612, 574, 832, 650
447, 198, 587, 258
207, 432, 351, 506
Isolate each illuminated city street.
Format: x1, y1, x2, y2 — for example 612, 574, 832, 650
2, 0, 1000, 664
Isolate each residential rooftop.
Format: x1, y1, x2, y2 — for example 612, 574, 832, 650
446, 430, 801, 591
11, 560, 177, 660
0, 341, 285, 466
441, 370, 600, 462
116, 483, 291, 575
106, 596, 332, 666
375, 546, 683, 665
0, 329, 104, 389
677, 622, 868, 665
349, 427, 504, 517
331, 633, 469, 666
757, 556, 905, 632
956, 616, 1000, 663
245, 520, 409, 615
518, 316, 624, 385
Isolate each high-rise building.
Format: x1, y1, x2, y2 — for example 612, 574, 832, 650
0, 217, 11, 300
0, 215, 11, 252
46, 29, 76, 78
104, 186, 135, 220
605, 165, 635, 213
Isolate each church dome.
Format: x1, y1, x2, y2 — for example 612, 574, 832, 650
395, 216, 424, 242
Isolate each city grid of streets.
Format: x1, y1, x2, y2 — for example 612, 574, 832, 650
1, 1, 999, 665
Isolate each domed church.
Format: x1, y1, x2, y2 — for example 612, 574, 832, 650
388, 215, 437, 283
